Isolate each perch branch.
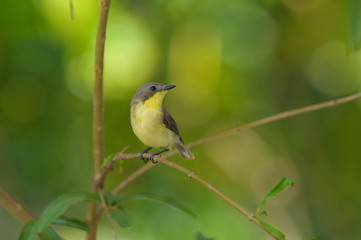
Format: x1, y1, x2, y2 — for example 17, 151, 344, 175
110, 92, 361, 193
0, 186, 34, 225
86, 0, 111, 239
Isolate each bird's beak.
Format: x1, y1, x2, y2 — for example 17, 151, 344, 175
162, 85, 176, 91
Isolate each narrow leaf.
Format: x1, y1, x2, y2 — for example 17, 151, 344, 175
259, 211, 268, 217
40, 227, 60, 240
195, 231, 216, 240
19, 221, 37, 240
36, 192, 100, 233
259, 219, 285, 240
120, 193, 196, 218
19, 221, 60, 240
52, 216, 90, 233
101, 153, 116, 169
257, 177, 294, 214
110, 210, 132, 228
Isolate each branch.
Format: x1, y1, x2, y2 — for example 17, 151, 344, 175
111, 92, 361, 193
87, 0, 111, 239
155, 157, 277, 239
97, 188, 117, 240
0, 186, 34, 225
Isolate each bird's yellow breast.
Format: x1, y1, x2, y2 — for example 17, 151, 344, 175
131, 92, 176, 148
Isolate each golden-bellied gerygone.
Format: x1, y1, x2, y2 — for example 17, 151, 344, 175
130, 82, 194, 163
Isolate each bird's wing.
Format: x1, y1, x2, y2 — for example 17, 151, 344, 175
162, 107, 183, 141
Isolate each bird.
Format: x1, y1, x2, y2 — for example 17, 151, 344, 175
130, 82, 194, 164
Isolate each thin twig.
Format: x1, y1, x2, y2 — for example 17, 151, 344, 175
155, 157, 279, 239
0, 186, 34, 224
111, 92, 361, 193
86, 0, 111, 239
97, 188, 117, 240
188, 92, 361, 148
112, 164, 154, 194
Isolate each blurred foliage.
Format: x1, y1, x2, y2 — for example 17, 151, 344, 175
1, 0, 361, 239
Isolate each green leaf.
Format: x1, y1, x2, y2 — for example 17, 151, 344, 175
36, 192, 100, 233
257, 177, 294, 214
120, 193, 196, 218
113, 160, 124, 172
52, 216, 90, 233
259, 219, 285, 240
104, 191, 123, 207
19, 221, 60, 240
101, 153, 116, 169
110, 210, 132, 228
40, 227, 60, 240
349, 0, 361, 51
259, 211, 268, 217
195, 231, 216, 240
19, 221, 37, 240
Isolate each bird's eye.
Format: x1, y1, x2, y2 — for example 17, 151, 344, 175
150, 86, 156, 91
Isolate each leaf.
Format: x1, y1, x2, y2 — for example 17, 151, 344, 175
195, 231, 216, 240
40, 227, 60, 240
259, 211, 268, 217
349, 0, 361, 51
120, 193, 196, 218
19, 221, 60, 240
104, 191, 123, 207
19, 221, 37, 240
110, 210, 132, 228
36, 192, 100, 233
113, 160, 124, 172
101, 153, 116, 169
52, 216, 90, 233
257, 177, 294, 214
259, 219, 285, 240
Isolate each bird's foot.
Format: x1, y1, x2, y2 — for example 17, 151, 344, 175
149, 149, 169, 164
150, 153, 158, 164
140, 147, 152, 163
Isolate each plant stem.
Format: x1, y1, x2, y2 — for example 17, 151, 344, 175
0, 186, 34, 224
86, 0, 111, 239
155, 157, 277, 239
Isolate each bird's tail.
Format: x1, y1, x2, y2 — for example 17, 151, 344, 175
174, 139, 194, 160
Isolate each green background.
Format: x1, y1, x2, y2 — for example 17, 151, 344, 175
1, 0, 361, 239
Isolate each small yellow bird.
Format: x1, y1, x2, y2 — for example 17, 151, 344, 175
130, 82, 194, 163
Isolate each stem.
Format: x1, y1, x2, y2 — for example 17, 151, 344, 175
0, 186, 34, 224
86, 0, 111, 239
98, 188, 117, 240
155, 157, 276, 239
188, 92, 361, 148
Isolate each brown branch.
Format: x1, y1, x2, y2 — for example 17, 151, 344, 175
112, 163, 154, 194
0, 186, 34, 225
97, 188, 117, 240
86, 0, 111, 239
155, 157, 278, 239
110, 92, 361, 193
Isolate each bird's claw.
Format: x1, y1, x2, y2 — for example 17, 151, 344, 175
150, 153, 158, 164
139, 152, 149, 163
140, 147, 152, 163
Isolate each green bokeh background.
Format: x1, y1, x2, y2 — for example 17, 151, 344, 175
1, 0, 361, 239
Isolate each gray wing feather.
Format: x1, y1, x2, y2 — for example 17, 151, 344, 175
162, 107, 183, 141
